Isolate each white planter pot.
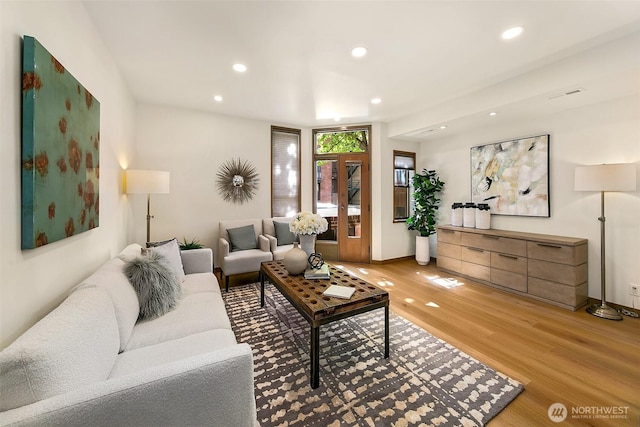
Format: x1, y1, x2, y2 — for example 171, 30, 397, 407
415, 235, 431, 265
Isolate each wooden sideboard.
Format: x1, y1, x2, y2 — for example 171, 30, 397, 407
436, 225, 588, 311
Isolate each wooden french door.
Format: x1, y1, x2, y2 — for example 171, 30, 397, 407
337, 153, 370, 262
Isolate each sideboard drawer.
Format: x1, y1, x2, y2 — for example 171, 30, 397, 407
461, 246, 490, 266
438, 242, 461, 260
528, 259, 588, 286
528, 277, 588, 310
438, 228, 461, 245
491, 268, 527, 292
491, 252, 527, 275
462, 233, 526, 256
437, 256, 462, 274
527, 242, 587, 265
462, 261, 490, 282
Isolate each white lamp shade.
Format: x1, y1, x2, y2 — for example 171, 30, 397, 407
126, 170, 170, 194
574, 163, 636, 192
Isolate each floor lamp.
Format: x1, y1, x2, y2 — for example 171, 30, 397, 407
574, 163, 636, 320
125, 169, 170, 243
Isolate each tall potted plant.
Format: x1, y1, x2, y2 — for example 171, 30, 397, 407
406, 169, 445, 265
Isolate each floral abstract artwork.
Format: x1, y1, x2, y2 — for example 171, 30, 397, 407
471, 134, 549, 217
21, 36, 100, 249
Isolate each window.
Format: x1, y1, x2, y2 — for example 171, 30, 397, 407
393, 150, 415, 222
271, 126, 300, 217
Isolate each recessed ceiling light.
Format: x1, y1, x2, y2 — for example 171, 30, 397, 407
489, 111, 497, 116
214, 95, 223, 102
371, 98, 382, 104
351, 46, 367, 58
502, 26, 525, 40
334, 117, 341, 122
232, 63, 247, 73
440, 125, 447, 130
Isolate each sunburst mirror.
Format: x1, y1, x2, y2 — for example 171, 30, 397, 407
216, 158, 259, 204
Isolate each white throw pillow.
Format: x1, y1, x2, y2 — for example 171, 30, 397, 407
143, 238, 186, 283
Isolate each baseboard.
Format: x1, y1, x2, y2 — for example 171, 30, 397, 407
371, 255, 434, 265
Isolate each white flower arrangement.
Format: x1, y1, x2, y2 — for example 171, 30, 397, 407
289, 211, 329, 235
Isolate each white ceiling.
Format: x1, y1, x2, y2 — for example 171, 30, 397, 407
83, 1, 640, 138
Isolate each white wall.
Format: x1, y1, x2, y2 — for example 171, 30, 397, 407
0, 1, 136, 349
417, 95, 640, 307
372, 123, 421, 261
132, 104, 302, 267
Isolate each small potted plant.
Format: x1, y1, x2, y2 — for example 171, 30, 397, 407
406, 169, 445, 265
179, 237, 203, 251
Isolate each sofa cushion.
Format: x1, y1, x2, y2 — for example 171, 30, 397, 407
142, 238, 186, 283
78, 257, 139, 352
0, 287, 119, 411
125, 292, 231, 351
182, 272, 221, 295
110, 329, 237, 378
274, 221, 296, 245
124, 252, 182, 320
227, 225, 257, 252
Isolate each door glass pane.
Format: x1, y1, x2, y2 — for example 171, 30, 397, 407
315, 160, 337, 241
347, 161, 362, 238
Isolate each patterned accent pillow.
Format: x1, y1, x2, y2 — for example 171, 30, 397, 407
124, 251, 181, 320
227, 224, 257, 252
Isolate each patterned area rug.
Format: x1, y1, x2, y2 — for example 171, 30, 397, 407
223, 283, 523, 426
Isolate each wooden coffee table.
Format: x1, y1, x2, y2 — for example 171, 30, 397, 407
260, 260, 389, 389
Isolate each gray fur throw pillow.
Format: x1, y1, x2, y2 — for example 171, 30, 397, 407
124, 251, 181, 320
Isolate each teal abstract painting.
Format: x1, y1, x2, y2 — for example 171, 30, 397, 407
22, 36, 100, 249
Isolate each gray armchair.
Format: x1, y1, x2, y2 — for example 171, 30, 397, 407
219, 219, 273, 291
262, 217, 297, 260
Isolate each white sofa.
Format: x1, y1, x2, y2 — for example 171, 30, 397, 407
0, 244, 256, 427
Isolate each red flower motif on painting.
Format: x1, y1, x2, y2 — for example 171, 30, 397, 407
48, 203, 55, 219
35, 152, 49, 177
68, 139, 82, 174
85, 89, 93, 109
57, 156, 67, 173
86, 152, 93, 169
65, 218, 75, 237
35, 232, 48, 247
51, 55, 65, 73
84, 180, 95, 210
77, 182, 83, 197
88, 219, 96, 229
65, 99, 71, 111
79, 208, 86, 225
22, 72, 42, 92
59, 117, 67, 135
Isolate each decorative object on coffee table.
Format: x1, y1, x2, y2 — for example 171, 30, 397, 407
216, 158, 259, 204
283, 242, 307, 275
575, 163, 636, 321
289, 211, 328, 258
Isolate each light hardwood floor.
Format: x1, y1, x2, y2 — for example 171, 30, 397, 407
331, 259, 640, 426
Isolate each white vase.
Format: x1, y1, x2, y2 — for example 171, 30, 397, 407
298, 234, 316, 260
283, 242, 308, 275
415, 235, 430, 265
